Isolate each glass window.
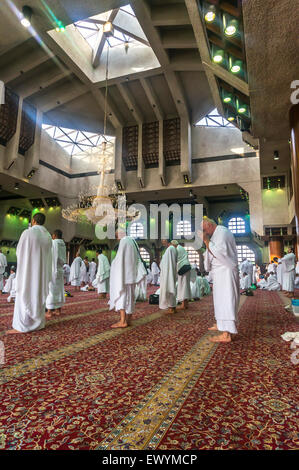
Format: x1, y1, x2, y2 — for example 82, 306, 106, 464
196, 108, 234, 128
129, 222, 144, 239
228, 217, 246, 234
237, 245, 255, 264
185, 247, 200, 266
139, 247, 150, 264
176, 220, 192, 237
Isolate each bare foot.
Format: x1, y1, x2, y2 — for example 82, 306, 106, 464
45, 313, 52, 319
209, 332, 232, 343
6, 329, 23, 335
111, 321, 128, 328
176, 304, 185, 311
208, 323, 218, 331
166, 307, 177, 314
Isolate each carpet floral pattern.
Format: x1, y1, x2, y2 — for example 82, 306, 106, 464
0, 288, 298, 450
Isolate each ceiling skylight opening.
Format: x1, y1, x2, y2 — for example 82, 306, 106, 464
196, 108, 235, 128
42, 124, 115, 163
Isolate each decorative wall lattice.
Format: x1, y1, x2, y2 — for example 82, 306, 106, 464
19, 101, 37, 155
163, 118, 180, 165
122, 125, 138, 170
0, 87, 19, 146
142, 121, 159, 168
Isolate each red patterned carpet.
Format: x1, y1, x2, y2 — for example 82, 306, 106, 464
0, 287, 298, 450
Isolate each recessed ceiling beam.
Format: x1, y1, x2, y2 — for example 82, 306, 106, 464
117, 82, 143, 124
140, 77, 164, 121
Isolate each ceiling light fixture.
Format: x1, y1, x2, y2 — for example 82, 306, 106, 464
224, 18, 238, 37
21, 5, 32, 28
103, 21, 114, 37
204, 5, 216, 23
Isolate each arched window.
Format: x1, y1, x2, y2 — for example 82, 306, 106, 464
176, 220, 192, 237
237, 245, 255, 264
185, 246, 200, 266
129, 222, 144, 239
139, 247, 150, 264
228, 217, 246, 234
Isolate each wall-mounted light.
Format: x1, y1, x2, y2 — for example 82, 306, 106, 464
103, 21, 114, 37
183, 174, 191, 184
21, 5, 32, 28
14, 182, 20, 190
273, 150, 279, 160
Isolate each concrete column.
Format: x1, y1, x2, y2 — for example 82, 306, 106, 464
24, 109, 43, 179
180, 117, 192, 183
269, 237, 283, 262
289, 104, 299, 254
114, 127, 126, 190
137, 123, 145, 188
4, 96, 23, 170
158, 120, 166, 186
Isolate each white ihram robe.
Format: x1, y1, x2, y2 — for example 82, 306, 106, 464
266, 273, 281, 291
159, 245, 177, 310
281, 253, 296, 292
277, 259, 283, 286
151, 261, 160, 285
240, 274, 251, 290
295, 261, 299, 289
95, 253, 110, 294
3, 272, 16, 293
70, 257, 82, 286
109, 237, 147, 315
177, 244, 191, 302
0, 252, 7, 291
8, 278, 16, 303
209, 225, 240, 334
190, 268, 201, 299
80, 262, 89, 284
46, 239, 66, 310
89, 261, 97, 283
135, 262, 147, 301
63, 264, 70, 284
12, 225, 52, 332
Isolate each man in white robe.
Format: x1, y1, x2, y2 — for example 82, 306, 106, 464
202, 275, 211, 295
159, 240, 178, 314
151, 260, 160, 285
3, 266, 16, 294
63, 264, 71, 285
7, 213, 52, 334
281, 248, 296, 297
69, 252, 83, 290
7, 277, 16, 303
266, 273, 281, 291
109, 230, 147, 328
95, 249, 110, 299
172, 241, 191, 310
267, 261, 277, 275
46, 230, 66, 318
135, 262, 147, 301
200, 218, 239, 343
240, 272, 251, 290
89, 258, 97, 284
80, 257, 89, 285
0, 249, 7, 293
190, 268, 201, 300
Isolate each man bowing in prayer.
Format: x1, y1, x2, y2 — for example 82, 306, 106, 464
95, 248, 110, 299
200, 217, 239, 343
109, 228, 147, 328
46, 230, 66, 318
159, 239, 178, 314
6, 213, 52, 334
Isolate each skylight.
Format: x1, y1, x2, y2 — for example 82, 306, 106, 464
196, 108, 234, 127
42, 124, 115, 161
74, 4, 149, 53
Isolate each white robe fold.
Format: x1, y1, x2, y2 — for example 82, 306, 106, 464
70, 257, 82, 286
89, 261, 97, 283
266, 274, 281, 291
8, 278, 16, 303
177, 245, 191, 302
0, 252, 7, 291
281, 253, 296, 292
135, 261, 147, 301
109, 237, 147, 314
240, 274, 251, 290
159, 245, 177, 310
63, 264, 70, 284
46, 238, 66, 310
3, 272, 16, 294
190, 269, 202, 299
151, 261, 160, 284
209, 225, 239, 334
12, 225, 52, 332
96, 253, 110, 294
80, 262, 89, 284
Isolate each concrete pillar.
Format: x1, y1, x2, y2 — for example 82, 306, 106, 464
289, 104, 299, 254
137, 123, 145, 188
4, 96, 23, 170
180, 117, 192, 183
269, 237, 283, 262
114, 127, 126, 190
24, 109, 43, 179
158, 120, 166, 186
